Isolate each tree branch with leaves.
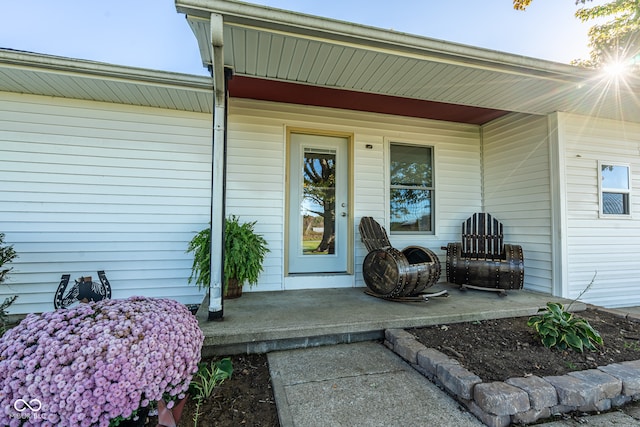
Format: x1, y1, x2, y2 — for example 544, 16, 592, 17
514, 0, 640, 69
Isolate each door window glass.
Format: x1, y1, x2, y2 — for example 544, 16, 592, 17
302, 148, 336, 255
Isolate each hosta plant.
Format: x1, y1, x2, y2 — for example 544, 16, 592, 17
190, 358, 233, 427
0, 296, 204, 426
527, 302, 603, 353
190, 358, 233, 401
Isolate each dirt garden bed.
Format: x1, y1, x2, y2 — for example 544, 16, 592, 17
408, 307, 640, 382
146, 353, 279, 427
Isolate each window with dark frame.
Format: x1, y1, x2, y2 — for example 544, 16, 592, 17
600, 163, 630, 216
389, 143, 434, 233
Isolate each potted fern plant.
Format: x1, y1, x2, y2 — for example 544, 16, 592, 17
187, 216, 269, 298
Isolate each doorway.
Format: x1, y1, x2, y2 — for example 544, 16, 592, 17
287, 132, 351, 275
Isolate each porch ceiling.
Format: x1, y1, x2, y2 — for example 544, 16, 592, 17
177, 0, 640, 124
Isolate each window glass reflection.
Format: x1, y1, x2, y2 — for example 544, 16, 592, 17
390, 144, 434, 233
301, 149, 336, 254
602, 165, 629, 190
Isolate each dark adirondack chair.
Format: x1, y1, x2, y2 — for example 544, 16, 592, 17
443, 213, 524, 294
359, 217, 442, 299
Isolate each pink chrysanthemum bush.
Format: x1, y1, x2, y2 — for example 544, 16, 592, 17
0, 296, 204, 427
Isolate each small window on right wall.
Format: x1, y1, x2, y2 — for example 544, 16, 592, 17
599, 162, 631, 216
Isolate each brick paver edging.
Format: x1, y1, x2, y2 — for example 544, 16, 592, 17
385, 328, 640, 427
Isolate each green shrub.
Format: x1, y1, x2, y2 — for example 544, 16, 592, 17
0, 233, 18, 335
0, 233, 17, 286
527, 302, 603, 352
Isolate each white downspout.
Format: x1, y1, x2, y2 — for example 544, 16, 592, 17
208, 12, 225, 320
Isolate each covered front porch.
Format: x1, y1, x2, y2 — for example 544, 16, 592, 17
174, 0, 640, 320
198, 284, 586, 356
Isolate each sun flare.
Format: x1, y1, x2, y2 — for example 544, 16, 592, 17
603, 60, 631, 79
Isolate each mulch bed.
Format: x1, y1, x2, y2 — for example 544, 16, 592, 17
409, 307, 640, 382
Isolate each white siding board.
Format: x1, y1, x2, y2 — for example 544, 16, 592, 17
5, 143, 207, 168
0, 191, 208, 208
223, 115, 286, 291
0, 92, 211, 315
2, 98, 210, 137
560, 113, 640, 307
482, 113, 553, 294
2, 173, 208, 192
3, 181, 207, 198
353, 137, 385, 287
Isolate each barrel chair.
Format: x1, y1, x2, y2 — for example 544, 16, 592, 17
359, 217, 441, 299
443, 212, 524, 294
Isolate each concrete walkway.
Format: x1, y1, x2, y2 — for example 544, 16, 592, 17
268, 341, 483, 427
268, 341, 640, 427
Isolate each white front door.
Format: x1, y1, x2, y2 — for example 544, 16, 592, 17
288, 133, 349, 274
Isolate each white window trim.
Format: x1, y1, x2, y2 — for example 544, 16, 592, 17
598, 160, 632, 218
386, 139, 437, 235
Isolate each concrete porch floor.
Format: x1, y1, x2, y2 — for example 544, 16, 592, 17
198, 283, 585, 356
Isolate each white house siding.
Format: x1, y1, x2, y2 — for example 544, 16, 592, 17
481, 113, 553, 294
560, 112, 640, 307
0, 92, 212, 315
227, 98, 482, 291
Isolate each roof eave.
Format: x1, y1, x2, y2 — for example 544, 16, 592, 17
0, 48, 214, 113
175, 0, 640, 123
0, 48, 213, 91
176, 0, 595, 84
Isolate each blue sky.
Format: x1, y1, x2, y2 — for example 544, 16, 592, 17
0, 0, 604, 76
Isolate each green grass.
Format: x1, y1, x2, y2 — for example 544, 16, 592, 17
303, 240, 322, 254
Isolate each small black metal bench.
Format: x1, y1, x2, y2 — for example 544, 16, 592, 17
359, 217, 443, 300
443, 213, 524, 294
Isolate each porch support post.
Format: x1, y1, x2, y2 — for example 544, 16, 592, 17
208, 12, 226, 320
548, 112, 569, 299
